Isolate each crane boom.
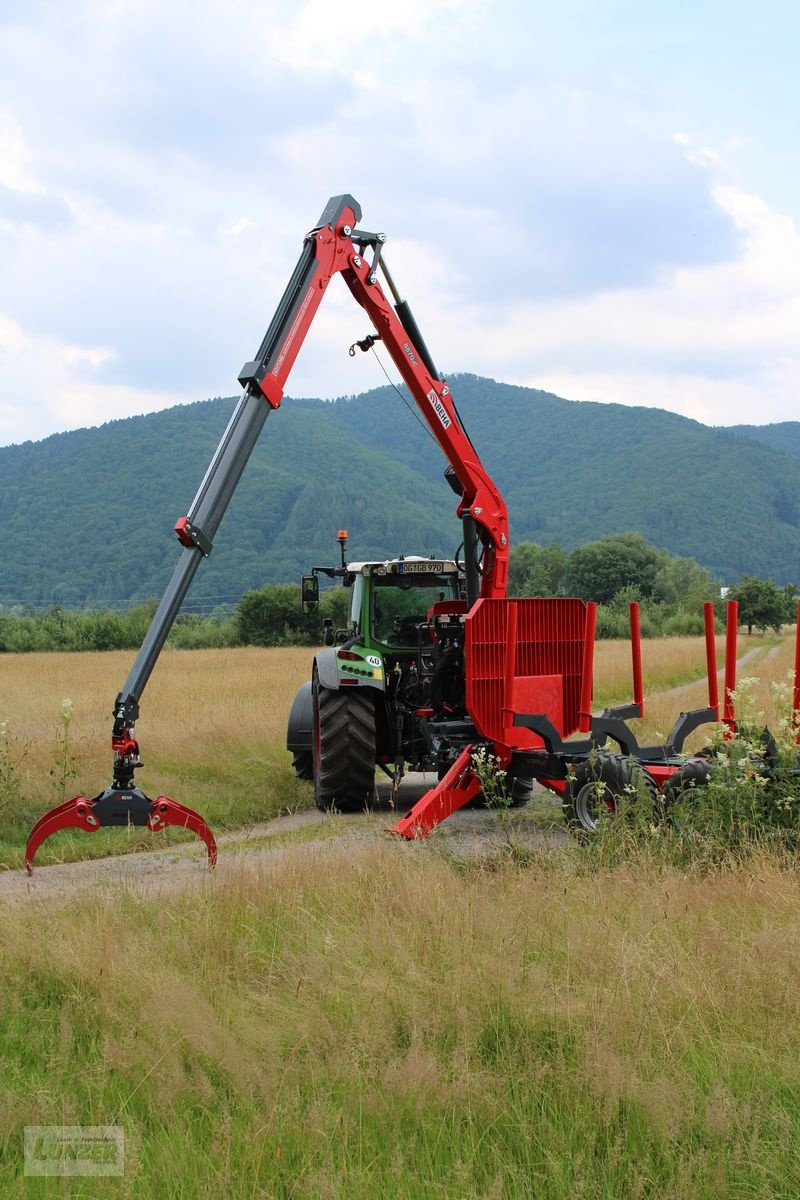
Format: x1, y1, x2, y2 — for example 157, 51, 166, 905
25, 193, 510, 871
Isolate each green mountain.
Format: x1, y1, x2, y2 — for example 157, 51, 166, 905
1, 374, 799, 609
728, 421, 800, 461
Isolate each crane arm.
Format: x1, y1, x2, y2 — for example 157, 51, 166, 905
25, 193, 510, 871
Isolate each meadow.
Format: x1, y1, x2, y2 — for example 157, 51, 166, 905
2, 632, 800, 1198
0, 632, 783, 869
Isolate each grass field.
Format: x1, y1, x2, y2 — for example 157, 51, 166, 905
0, 633, 784, 869
2, 632, 800, 1196
3, 840, 800, 1197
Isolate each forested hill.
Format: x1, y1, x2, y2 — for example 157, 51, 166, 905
2, 374, 799, 609
728, 421, 800, 461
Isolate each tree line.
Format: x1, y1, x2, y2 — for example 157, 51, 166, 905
0, 533, 795, 653
508, 533, 797, 638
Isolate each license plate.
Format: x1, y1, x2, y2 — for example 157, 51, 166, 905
397, 561, 443, 574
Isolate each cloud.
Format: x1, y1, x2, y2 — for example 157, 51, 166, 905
433, 175, 800, 426
0, 110, 43, 193
0, 311, 192, 444
0, 1, 795, 444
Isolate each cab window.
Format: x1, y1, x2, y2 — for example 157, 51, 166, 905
371, 573, 460, 647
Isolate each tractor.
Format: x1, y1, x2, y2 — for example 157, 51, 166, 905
286, 537, 532, 811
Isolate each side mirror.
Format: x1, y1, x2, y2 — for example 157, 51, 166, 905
323, 618, 335, 646
301, 574, 319, 613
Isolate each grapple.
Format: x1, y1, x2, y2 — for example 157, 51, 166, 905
25, 786, 217, 874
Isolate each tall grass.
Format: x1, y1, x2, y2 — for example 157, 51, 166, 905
0, 647, 316, 868
3, 636, 800, 1196
3, 840, 800, 1197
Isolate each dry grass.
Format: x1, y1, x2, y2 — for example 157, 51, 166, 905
0, 645, 313, 781
3, 839, 800, 1196
0, 632, 792, 866
0, 632, 776, 781
639, 634, 790, 752
3, 634, 800, 1195
0, 647, 317, 867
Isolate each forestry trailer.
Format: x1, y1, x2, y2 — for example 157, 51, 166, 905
26, 193, 774, 870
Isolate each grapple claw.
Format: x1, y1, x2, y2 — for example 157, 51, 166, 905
147, 796, 218, 867
25, 787, 217, 873
25, 795, 104, 873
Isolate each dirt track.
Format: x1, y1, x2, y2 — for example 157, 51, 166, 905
0, 774, 565, 904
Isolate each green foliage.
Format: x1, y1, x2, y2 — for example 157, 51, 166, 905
507, 541, 567, 597
470, 746, 512, 811
581, 675, 800, 867
237, 583, 350, 647
565, 532, 665, 602
664, 677, 800, 856
652, 553, 714, 607
0, 604, 237, 653
728, 574, 797, 635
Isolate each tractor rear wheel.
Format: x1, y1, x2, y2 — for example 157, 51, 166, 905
563, 753, 656, 838
313, 679, 377, 812
291, 751, 313, 781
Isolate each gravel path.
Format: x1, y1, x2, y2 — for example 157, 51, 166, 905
0, 774, 565, 904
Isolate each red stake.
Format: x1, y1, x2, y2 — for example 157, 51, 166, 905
629, 602, 644, 717
704, 602, 719, 720
723, 599, 739, 736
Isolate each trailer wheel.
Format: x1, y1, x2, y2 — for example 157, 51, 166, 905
472, 776, 533, 808
660, 756, 713, 827
312, 677, 377, 812
563, 753, 656, 837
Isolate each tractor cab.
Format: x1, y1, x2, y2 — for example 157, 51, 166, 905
346, 557, 464, 650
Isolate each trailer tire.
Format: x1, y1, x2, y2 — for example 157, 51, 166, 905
563, 753, 656, 838
472, 776, 533, 808
313, 677, 377, 813
660, 756, 712, 827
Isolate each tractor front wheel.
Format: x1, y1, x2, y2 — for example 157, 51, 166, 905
291, 751, 313, 781
312, 678, 377, 813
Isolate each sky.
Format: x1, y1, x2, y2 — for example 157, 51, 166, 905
0, 0, 798, 447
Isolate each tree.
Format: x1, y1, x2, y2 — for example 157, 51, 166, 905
508, 542, 567, 597
237, 584, 316, 646
728, 575, 797, 635
652, 555, 715, 608
236, 581, 351, 646
565, 533, 666, 604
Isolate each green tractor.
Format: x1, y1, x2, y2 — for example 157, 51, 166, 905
287, 533, 531, 811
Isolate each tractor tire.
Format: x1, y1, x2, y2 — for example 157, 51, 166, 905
313, 679, 377, 813
563, 753, 656, 838
291, 751, 314, 782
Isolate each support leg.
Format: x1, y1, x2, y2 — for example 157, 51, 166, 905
390, 745, 480, 839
